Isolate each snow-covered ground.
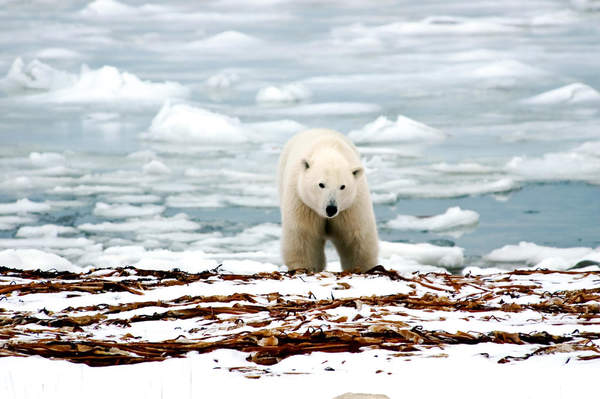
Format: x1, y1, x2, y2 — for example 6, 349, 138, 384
2, 265, 600, 398
1, 0, 600, 396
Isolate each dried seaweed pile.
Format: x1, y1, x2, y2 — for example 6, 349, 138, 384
1, 265, 600, 372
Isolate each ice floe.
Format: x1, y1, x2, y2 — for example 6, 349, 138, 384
348, 115, 445, 144
506, 144, 600, 182
379, 241, 464, 269
205, 71, 240, 90
142, 160, 171, 175
386, 207, 480, 232
142, 101, 303, 144
16, 225, 78, 238
0, 58, 190, 104
78, 213, 200, 234
256, 83, 311, 104
92, 202, 165, 219
0, 199, 51, 214
523, 83, 600, 105
484, 241, 600, 269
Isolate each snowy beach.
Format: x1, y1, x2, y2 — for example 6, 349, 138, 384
1, 0, 600, 397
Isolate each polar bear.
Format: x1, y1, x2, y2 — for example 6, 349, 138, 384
278, 128, 379, 272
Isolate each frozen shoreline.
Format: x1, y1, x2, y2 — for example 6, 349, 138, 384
1, 265, 599, 398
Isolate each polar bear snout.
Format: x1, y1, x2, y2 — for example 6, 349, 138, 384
325, 202, 338, 218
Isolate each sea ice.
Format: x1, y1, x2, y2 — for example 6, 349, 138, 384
143, 101, 303, 144
92, 202, 165, 218
256, 83, 311, 104
78, 213, 200, 233
1, 58, 190, 104
205, 71, 240, 89
16, 224, 78, 238
348, 115, 445, 144
523, 83, 600, 105
506, 149, 600, 182
484, 241, 599, 269
379, 241, 464, 268
386, 207, 480, 232
0, 198, 51, 214
142, 160, 171, 175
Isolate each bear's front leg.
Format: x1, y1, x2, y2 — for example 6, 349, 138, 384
328, 206, 379, 273
281, 225, 326, 273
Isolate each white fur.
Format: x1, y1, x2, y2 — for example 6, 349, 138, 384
278, 128, 379, 272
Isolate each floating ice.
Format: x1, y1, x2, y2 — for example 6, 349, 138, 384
143, 102, 304, 144
79, 0, 168, 18
267, 102, 380, 116
34, 47, 82, 60
484, 241, 600, 269
16, 225, 78, 238
143, 102, 249, 144
374, 178, 517, 199
103, 194, 162, 204
29, 152, 66, 167
0, 215, 37, 231
166, 194, 225, 208
1, 58, 190, 104
78, 213, 200, 233
348, 115, 445, 144
0, 58, 75, 93
571, 0, 600, 11
92, 202, 165, 219
429, 162, 496, 174
523, 83, 600, 105
183, 31, 263, 52
206, 71, 240, 89
0, 249, 75, 271
387, 207, 480, 232
142, 160, 171, 175
380, 241, 464, 268
470, 60, 547, 79
506, 148, 600, 183
256, 83, 311, 104
0, 199, 51, 214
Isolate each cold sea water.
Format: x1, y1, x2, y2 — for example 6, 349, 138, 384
0, 0, 599, 273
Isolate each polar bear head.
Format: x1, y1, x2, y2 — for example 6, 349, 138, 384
297, 151, 363, 219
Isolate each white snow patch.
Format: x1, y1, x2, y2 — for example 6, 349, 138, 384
348, 115, 445, 144
256, 83, 311, 104
387, 207, 480, 232
0, 249, 75, 271
523, 83, 600, 105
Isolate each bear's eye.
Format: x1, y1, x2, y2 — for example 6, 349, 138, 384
318, 183, 325, 189
340, 185, 345, 190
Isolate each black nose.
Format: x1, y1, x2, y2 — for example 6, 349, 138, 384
326, 205, 338, 217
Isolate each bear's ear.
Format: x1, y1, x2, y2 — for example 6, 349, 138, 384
352, 166, 363, 178
302, 159, 310, 170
